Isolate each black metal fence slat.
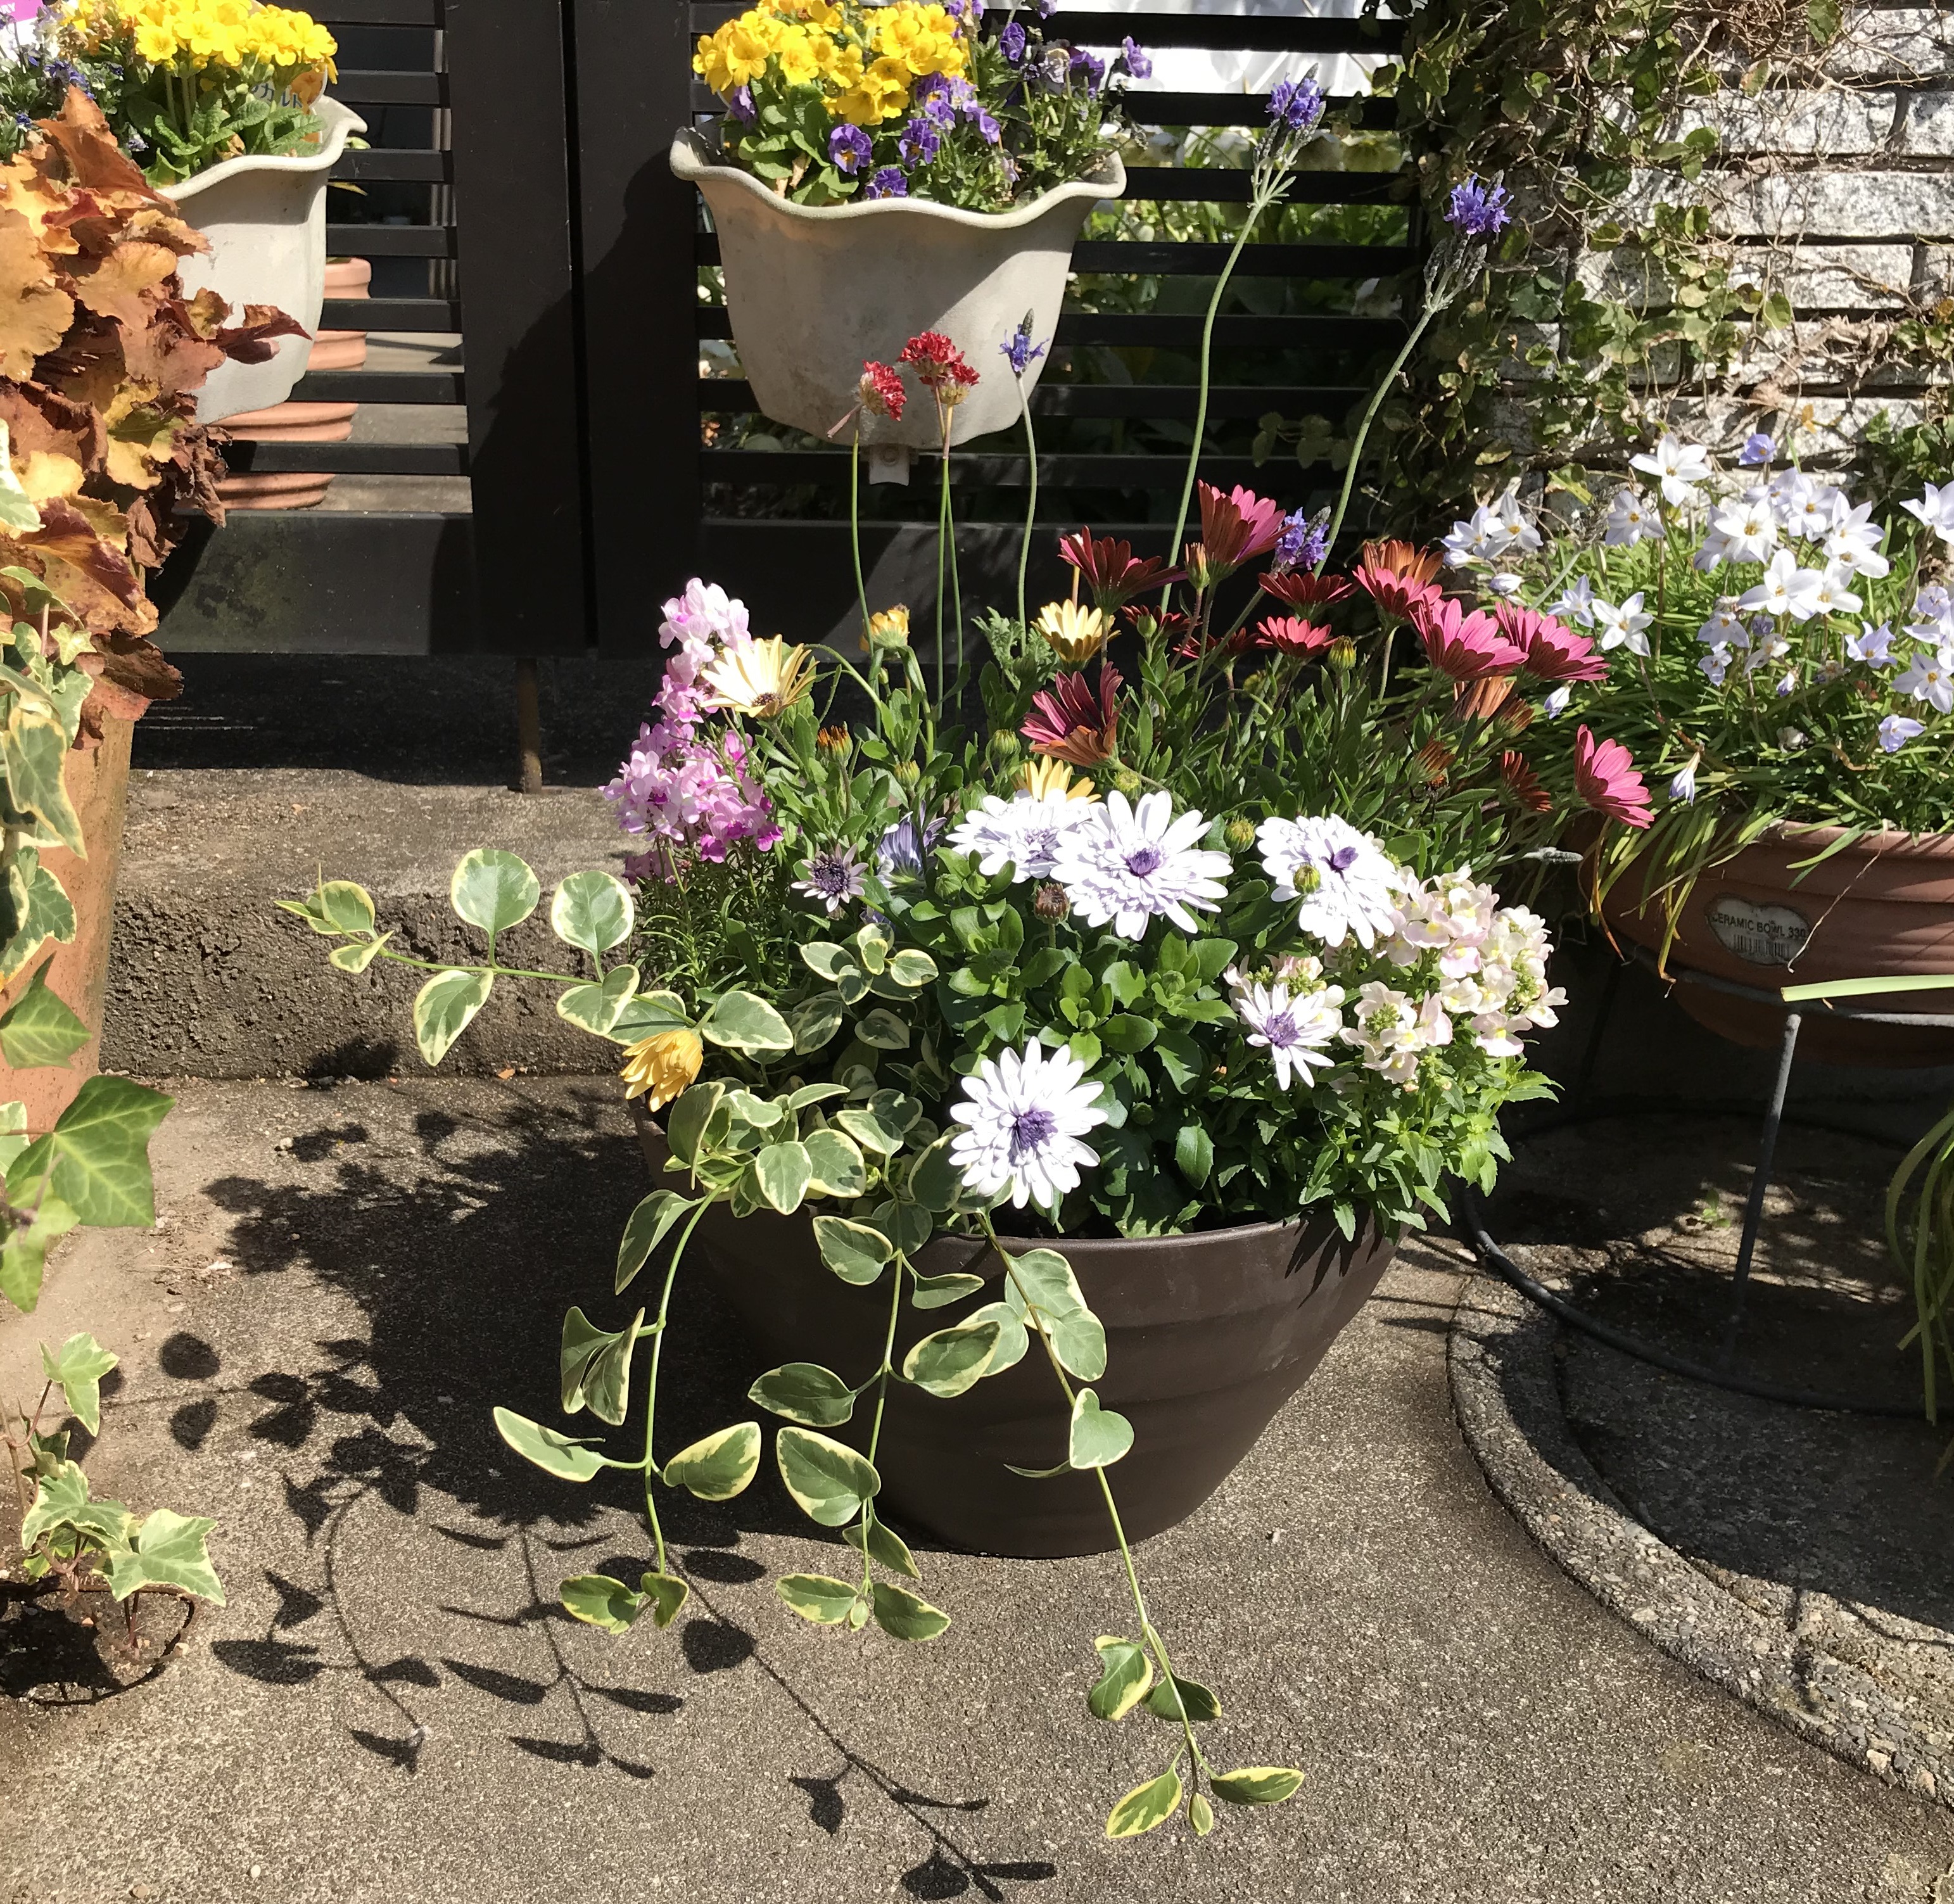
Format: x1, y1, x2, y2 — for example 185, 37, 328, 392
1123, 167, 1404, 204
326, 224, 457, 257
692, 233, 1410, 278
701, 380, 1369, 422
337, 149, 451, 182
222, 442, 467, 475
683, 5, 1402, 53
322, 297, 459, 328
315, 0, 440, 23
693, 307, 1403, 350
332, 68, 446, 105
702, 449, 1278, 490
293, 370, 466, 403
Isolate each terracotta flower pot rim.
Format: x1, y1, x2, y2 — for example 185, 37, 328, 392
1749, 817, 1954, 861
670, 128, 1125, 232
165, 98, 367, 201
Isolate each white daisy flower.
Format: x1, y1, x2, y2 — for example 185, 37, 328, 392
1628, 435, 1713, 507
1822, 497, 1889, 579
1492, 484, 1542, 554
1786, 481, 1844, 542
1808, 562, 1862, 619
1702, 498, 1778, 567
1233, 980, 1345, 1090
1902, 483, 1954, 546
1737, 550, 1824, 623
1591, 592, 1652, 656
1257, 816, 1402, 950
1764, 466, 1813, 529
1602, 487, 1655, 547
1896, 645, 1954, 716
947, 792, 1094, 882
1047, 790, 1231, 941
948, 1041, 1106, 1211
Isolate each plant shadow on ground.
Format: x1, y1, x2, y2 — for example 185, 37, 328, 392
177, 1082, 1055, 1898
1478, 1115, 1954, 1641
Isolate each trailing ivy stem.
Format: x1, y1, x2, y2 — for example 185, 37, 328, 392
1317, 306, 1439, 573
1015, 377, 1039, 635
978, 1212, 1205, 1777
855, 1250, 910, 1596
850, 422, 871, 649
640, 1200, 712, 1580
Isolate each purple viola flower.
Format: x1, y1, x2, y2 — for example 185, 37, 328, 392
1445, 174, 1513, 238
1069, 47, 1106, 92
899, 117, 942, 167
998, 18, 1027, 62
1118, 35, 1151, 81
865, 165, 910, 201
1037, 0, 1056, 13
1738, 431, 1777, 468
829, 124, 872, 175
1002, 312, 1048, 378
728, 82, 756, 124
1267, 76, 1326, 135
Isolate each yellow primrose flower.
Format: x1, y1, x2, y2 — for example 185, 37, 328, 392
1035, 599, 1113, 666
775, 25, 821, 84
701, 636, 815, 718
619, 1028, 703, 1111
1019, 758, 1098, 803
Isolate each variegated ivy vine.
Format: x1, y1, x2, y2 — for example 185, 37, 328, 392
1257, 0, 1948, 520
286, 849, 1307, 1843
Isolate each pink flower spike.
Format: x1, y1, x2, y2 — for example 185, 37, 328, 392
1496, 602, 1609, 683
1574, 725, 1653, 829
1413, 595, 1528, 681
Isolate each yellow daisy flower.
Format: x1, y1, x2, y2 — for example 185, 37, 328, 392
619, 1029, 703, 1110
701, 636, 815, 718
1034, 599, 1113, 666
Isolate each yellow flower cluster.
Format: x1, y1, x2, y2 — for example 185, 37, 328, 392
67, 0, 334, 75
693, 1, 967, 129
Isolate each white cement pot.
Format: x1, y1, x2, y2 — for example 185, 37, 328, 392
671, 129, 1123, 448
164, 98, 366, 424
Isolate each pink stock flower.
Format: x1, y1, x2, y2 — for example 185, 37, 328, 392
605, 685, 781, 874
1494, 602, 1608, 683
1412, 595, 1528, 681
1195, 482, 1286, 576
1573, 725, 1653, 829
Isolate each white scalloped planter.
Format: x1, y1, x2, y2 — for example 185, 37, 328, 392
671, 130, 1122, 448
164, 98, 366, 424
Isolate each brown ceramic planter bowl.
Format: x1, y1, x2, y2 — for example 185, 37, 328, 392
0, 716, 131, 1130
1602, 823, 1954, 1065
635, 1110, 1392, 1557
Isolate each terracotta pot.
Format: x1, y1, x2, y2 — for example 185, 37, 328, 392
671, 130, 1120, 449
1601, 822, 1954, 1065
310, 255, 372, 372
635, 1110, 1392, 1558
213, 398, 355, 511
0, 718, 132, 1131
210, 469, 336, 511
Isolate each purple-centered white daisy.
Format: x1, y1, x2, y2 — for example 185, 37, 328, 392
1047, 790, 1231, 940
948, 1041, 1107, 1210
792, 844, 865, 916
1256, 816, 1401, 949
948, 791, 1094, 882
1233, 980, 1345, 1090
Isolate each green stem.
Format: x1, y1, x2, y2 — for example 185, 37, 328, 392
977, 1212, 1205, 1779
850, 424, 870, 650
934, 402, 950, 713
639, 1200, 712, 1580
854, 1251, 910, 1596
1317, 306, 1438, 573
1016, 378, 1039, 636
942, 407, 967, 708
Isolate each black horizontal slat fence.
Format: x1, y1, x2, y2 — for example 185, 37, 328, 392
156, 0, 1414, 656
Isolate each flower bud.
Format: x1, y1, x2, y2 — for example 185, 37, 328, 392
1110, 766, 1143, 798
894, 758, 922, 787
816, 725, 852, 754
1222, 816, 1257, 852
987, 728, 1024, 770
1033, 881, 1070, 923
1328, 637, 1359, 671
1183, 542, 1217, 592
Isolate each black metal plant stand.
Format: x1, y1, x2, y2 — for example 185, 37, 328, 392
1459, 948, 1949, 1419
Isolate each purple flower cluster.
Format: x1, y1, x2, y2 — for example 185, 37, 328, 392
865, 165, 908, 200
604, 581, 780, 877
1273, 507, 1329, 574
1445, 174, 1512, 238
829, 123, 871, 174
1267, 76, 1325, 136
899, 117, 941, 166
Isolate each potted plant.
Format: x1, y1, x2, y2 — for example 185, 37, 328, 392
1461, 429, 1954, 1065
1, 87, 282, 1122
672, 0, 1146, 448
1, 0, 358, 422
288, 141, 1643, 1832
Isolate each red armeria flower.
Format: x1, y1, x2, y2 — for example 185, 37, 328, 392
1260, 569, 1353, 614
1255, 614, 1334, 656
1413, 595, 1528, 682
898, 330, 980, 396
1494, 602, 1607, 683
1059, 527, 1184, 609
1195, 481, 1286, 576
1574, 725, 1653, 829
1022, 664, 1120, 765
859, 360, 906, 421
1499, 750, 1553, 813
1352, 539, 1445, 621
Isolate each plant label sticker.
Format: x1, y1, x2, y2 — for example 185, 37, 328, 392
1704, 896, 1812, 967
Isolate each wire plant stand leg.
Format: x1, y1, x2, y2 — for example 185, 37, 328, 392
1719, 1009, 1802, 1373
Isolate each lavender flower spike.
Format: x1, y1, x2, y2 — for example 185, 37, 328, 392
1267, 76, 1326, 135
1445, 174, 1513, 238
1274, 507, 1330, 575
1002, 312, 1048, 378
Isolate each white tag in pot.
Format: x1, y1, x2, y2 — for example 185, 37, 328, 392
1705, 896, 1813, 967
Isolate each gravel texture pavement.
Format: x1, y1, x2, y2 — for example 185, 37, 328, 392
4, 1078, 1951, 1903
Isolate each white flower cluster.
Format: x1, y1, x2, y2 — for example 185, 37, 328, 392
1231, 835, 1564, 1093
1557, 439, 1954, 758
1441, 482, 1542, 595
